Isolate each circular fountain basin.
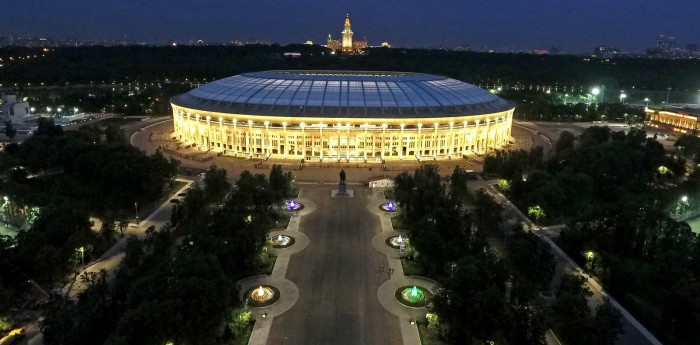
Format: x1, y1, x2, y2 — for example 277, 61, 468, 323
285, 200, 304, 211
269, 234, 295, 248
385, 235, 409, 249
379, 201, 398, 212
395, 285, 433, 308
245, 285, 281, 307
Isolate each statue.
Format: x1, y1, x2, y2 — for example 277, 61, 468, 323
336, 169, 349, 196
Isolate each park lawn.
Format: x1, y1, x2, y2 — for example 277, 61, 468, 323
418, 322, 448, 345
231, 321, 255, 345
259, 253, 277, 276
384, 188, 396, 200
401, 258, 427, 277
391, 215, 408, 230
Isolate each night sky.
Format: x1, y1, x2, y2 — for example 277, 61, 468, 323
2, 0, 698, 52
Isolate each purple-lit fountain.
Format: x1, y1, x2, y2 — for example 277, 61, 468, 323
286, 199, 302, 211
380, 200, 397, 212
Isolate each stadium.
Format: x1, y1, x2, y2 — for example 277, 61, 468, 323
170, 70, 515, 162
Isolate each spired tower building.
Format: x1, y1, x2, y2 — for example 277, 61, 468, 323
341, 15, 353, 52
327, 14, 367, 53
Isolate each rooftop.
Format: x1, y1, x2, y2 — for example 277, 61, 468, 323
171, 70, 514, 118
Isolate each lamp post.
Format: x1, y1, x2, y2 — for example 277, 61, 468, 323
591, 87, 600, 105
644, 98, 650, 107
564, 93, 569, 104
2, 196, 8, 225
666, 87, 672, 105
77, 246, 85, 265
620, 92, 627, 104
134, 202, 139, 222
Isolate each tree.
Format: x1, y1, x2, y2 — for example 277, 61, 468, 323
555, 130, 575, 155
591, 300, 624, 345
449, 166, 469, 203
3, 121, 17, 140
203, 165, 231, 203
269, 164, 292, 202
552, 274, 593, 345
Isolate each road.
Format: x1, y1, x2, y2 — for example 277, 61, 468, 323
469, 178, 662, 345
266, 185, 402, 345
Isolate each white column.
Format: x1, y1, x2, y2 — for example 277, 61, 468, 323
283, 122, 288, 158
232, 119, 238, 155
417, 123, 423, 158
300, 123, 306, 158
399, 123, 405, 160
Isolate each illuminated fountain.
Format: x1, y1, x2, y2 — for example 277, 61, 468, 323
245, 285, 280, 307
395, 285, 432, 307
273, 235, 290, 246
403, 286, 425, 303
386, 235, 409, 249
380, 200, 397, 212
250, 286, 274, 303
269, 234, 295, 248
286, 199, 302, 211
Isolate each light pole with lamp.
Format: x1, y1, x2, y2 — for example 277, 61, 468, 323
620, 92, 627, 104
666, 87, 672, 105
134, 202, 139, 222
644, 98, 650, 108
77, 246, 85, 265
2, 196, 8, 225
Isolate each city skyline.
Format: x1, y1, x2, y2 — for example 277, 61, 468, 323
0, 1, 698, 52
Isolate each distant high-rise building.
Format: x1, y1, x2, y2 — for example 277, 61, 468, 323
326, 14, 367, 53
656, 35, 676, 52
594, 46, 620, 58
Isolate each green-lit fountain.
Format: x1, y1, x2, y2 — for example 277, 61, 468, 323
403, 286, 425, 303
395, 285, 432, 308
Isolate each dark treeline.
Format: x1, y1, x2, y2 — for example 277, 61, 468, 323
392, 165, 622, 345
1, 45, 700, 91
485, 128, 700, 345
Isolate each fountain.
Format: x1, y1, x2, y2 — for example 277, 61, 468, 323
386, 235, 409, 248
269, 234, 295, 248
245, 284, 280, 307
250, 285, 274, 303
380, 200, 397, 212
395, 285, 432, 307
286, 199, 303, 211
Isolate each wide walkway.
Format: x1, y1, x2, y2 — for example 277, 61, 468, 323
266, 185, 402, 345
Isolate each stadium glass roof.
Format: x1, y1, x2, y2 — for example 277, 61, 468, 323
171, 70, 514, 118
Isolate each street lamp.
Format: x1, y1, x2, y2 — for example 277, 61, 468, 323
591, 87, 600, 96
134, 202, 139, 221
682, 195, 688, 203
564, 93, 569, 104
77, 247, 85, 265
620, 92, 627, 104
644, 98, 650, 107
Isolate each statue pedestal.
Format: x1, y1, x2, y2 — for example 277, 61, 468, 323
332, 182, 353, 197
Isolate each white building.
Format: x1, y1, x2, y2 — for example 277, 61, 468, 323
0, 94, 31, 122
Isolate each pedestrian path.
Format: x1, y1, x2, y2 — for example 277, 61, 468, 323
242, 195, 316, 345
367, 190, 427, 345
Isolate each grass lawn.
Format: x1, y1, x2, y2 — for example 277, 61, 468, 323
401, 258, 426, 277
391, 215, 408, 230
418, 322, 448, 345
230, 321, 255, 345
259, 254, 277, 275
384, 188, 396, 200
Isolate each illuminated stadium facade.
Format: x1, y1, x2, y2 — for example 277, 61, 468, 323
170, 70, 515, 161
